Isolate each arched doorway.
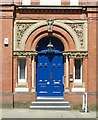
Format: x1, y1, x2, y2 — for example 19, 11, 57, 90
36, 36, 64, 97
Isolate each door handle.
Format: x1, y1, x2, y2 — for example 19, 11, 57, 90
50, 72, 52, 80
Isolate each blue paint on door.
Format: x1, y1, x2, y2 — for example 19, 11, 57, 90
36, 50, 64, 97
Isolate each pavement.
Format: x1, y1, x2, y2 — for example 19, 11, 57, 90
0, 108, 97, 119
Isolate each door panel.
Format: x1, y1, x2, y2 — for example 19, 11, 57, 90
36, 54, 51, 96
36, 51, 64, 97
51, 55, 64, 96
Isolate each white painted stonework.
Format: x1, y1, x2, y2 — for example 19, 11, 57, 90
22, 0, 31, 5
72, 88, 85, 92
40, 0, 61, 5
15, 88, 29, 92
70, 0, 79, 6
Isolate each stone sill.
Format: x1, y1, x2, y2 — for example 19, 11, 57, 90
15, 88, 29, 92
16, 82, 28, 87
72, 88, 85, 92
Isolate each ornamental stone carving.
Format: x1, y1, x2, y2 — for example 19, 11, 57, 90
13, 51, 88, 58
63, 51, 88, 58
14, 20, 87, 51
67, 23, 84, 48
16, 23, 32, 48
13, 51, 38, 56
46, 19, 54, 32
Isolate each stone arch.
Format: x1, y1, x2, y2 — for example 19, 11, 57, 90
21, 21, 79, 51
25, 26, 75, 51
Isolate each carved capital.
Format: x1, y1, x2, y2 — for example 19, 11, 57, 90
63, 51, 88, 58
13, 51, 38, 57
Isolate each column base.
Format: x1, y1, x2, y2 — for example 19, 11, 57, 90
64, 88, 69, 92
31, 87, 36, 93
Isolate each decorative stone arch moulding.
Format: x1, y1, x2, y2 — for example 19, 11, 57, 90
25, 26, 75, 51
14, 20, 88, 51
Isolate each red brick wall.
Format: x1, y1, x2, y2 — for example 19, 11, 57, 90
1, 6, 14, 92
2, 94, 13, 104
64, 94, 83, 105
87, 12, 96, 92
61, 0, 70, 5
14, 93, 36, 102
0, 18, 2, 93
31, 0, 40, 5
64, 93, 96, 107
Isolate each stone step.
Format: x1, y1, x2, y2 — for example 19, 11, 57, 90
31, 101, 69, 106
30, 97, 71, 110
30, 105, 71, 110
36, 97, 64, 101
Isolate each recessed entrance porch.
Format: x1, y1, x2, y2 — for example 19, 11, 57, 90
36, 36, 64, 97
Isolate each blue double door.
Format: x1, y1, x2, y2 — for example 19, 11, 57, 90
36, 50, 64, 97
